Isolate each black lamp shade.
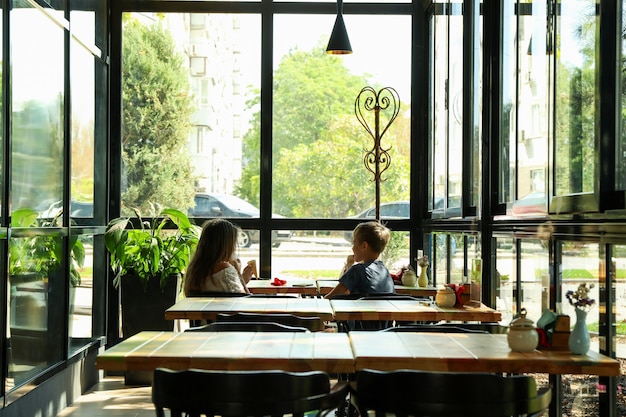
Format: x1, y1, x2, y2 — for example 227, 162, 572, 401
326, 0, 352, 54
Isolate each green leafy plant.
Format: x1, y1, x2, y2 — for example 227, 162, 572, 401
104, 205, 201, 290
9, 207, 86, 287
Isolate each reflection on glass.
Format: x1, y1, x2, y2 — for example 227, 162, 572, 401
447, 6, 463, 209
121, 13, 261, 216
272, 15, 411, 218
450, 233, 464, 282
7, 235, 65, 388
8, 3, 66, 392
613, 246, 625, 350
518, 239, 549, 322
69, 236, 93, 354
621, 3, 626, 189
554, 1, 597, 195
499, 1, 516, 205
495, 237, 516, 324
11, 5, 64, 212
70, 16, 96, 218
512, 1, 549, 216
432, 12, 447, 211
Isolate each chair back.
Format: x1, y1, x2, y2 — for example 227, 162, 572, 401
216, 312, 325, 332
185, 321, 310, 332
383, 324, 490, 334
152, 368, 349, 417
186, 291, 250, 298
352, 369, 552, 417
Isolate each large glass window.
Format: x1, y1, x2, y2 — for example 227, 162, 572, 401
7, 2, 67, 391
270, 15, 411, 219
120, 13, 261, 216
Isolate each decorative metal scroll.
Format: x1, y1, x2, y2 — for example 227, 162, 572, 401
354, 86, 400, 221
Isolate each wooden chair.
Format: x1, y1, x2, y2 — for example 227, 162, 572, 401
152, 368, 349, 417
216, 312, 325, 332
351, 369, 552, 417
185, 321, 310, 332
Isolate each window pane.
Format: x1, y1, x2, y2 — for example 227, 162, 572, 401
271, 15, 411, 218
495, 236, 515, 324
11, 6, 64, 212
620, 1, 626, 189
519, 239, 549, 321
513, 1, 549, 217
70, 14, 97, 221
448, 3, 462, 209
554, 1, 597, 195
431, 13, 447, 210
499, 0, 516, 205
121, 13, 261, 215
8, 3, 66, 391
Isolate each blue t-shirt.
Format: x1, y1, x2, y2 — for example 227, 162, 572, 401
339, 260, 394, 295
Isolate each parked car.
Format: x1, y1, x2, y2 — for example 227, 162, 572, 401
511, 191, 547, 216
189, 193, 291, 248
343, 201, 409, 242
38, 200, 94, 218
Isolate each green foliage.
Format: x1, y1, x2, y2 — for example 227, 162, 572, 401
237, 41, 411, 216
104, 205, 201, 290
380, 231, 409, 269
9, 208, 85, 287
121, 18, 196, 214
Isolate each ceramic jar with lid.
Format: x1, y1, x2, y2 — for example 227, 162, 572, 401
507, 308, 539, 352
435, 286, 456, 308
401, 269, 417, 287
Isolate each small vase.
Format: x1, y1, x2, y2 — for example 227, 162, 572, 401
417, 266, 428, 288
401, 270, 417, 287
568, 308, 591, 355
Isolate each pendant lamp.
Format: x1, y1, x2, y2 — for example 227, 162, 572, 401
326, 0, 352, 54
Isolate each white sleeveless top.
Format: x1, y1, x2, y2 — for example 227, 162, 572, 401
200, 264, 247, 293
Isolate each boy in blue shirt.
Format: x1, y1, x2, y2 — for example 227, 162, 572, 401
325, 221, 395, 299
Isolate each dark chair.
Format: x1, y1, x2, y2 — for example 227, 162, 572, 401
184, 292, 250, 327
351, 369, 552, 417
185, 291, 250, 298
330, 293, 405, 332
216, 311, 325, 332
152, 367, 349, 417
185, 321, 310, 332
248, 293, 300, 298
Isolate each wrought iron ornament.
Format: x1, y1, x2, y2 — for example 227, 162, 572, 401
354, 86, 400, 220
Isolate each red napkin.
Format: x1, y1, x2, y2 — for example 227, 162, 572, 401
445, 283, 465, 305
271, 277, 287, 286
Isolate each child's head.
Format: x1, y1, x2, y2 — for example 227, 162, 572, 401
352, 221, 390, 255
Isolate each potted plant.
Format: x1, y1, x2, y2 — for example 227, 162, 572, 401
104, 204, 201, 338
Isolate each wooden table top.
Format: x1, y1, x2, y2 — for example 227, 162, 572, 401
96, 331, 355, 374
247, 279, 319, 295
165, 297, 335, 321
330, 299, 502, 323
96, 330, 621, 378
349, 331, 621, 376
